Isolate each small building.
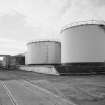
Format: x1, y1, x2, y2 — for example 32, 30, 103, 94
9, 55, 25, 68
0, 55, 10, 69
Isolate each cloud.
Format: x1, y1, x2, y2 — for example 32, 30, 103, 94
0, 0, 19, 14
17, 0, 72, 36
0, 37, 25, 55
0, 0, 105, 55
0, 10, 41, 41
90, 0, 105, 7
1, 0, 105, 39
61, 0, 105, 26
0, 38, 16, 42
17, 0, 105, 34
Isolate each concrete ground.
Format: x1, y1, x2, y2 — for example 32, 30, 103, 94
0, 69, 105, 105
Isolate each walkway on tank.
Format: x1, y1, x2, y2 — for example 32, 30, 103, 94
0, 69, 105, 105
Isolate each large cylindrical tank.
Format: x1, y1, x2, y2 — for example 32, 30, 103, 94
25, 41, 61, 65
61, 20, 105, 63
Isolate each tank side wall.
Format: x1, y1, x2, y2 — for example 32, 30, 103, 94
26, 43, 47, 64
48, 43, 61, 64
26, 42, 61, 64
61, 25, 105, 63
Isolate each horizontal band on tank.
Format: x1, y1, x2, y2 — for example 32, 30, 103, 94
27, 40, 61, 45
61, 62, 105, 66
61, 20, 105, 33
55, 62, 105, 75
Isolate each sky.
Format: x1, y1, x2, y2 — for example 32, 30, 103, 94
0, 0, 105, 55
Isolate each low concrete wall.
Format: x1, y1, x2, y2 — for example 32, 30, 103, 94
19, 65, 59, 75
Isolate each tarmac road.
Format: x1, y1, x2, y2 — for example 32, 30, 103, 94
1, 80, 75, 105
0, 69, 105, 105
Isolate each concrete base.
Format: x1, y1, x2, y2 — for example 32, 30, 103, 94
19, 63, 105, 75
55, 62, 105, 75
19, 65, 59, 75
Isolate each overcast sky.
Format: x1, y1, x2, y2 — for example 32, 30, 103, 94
0, 0, 105, 55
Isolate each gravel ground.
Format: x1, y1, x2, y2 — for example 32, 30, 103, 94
0, 69, 105, 105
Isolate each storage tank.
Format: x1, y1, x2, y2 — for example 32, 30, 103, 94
25, 41, 61, 65
61, 20, 105, 64
58, 20, 105, 74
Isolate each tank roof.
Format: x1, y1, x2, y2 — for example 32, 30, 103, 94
61, 20, 105, 33
27, 40, 61, 45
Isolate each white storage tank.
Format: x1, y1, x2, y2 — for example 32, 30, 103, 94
25, 41, 61, 65
61, 20, 105, 63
